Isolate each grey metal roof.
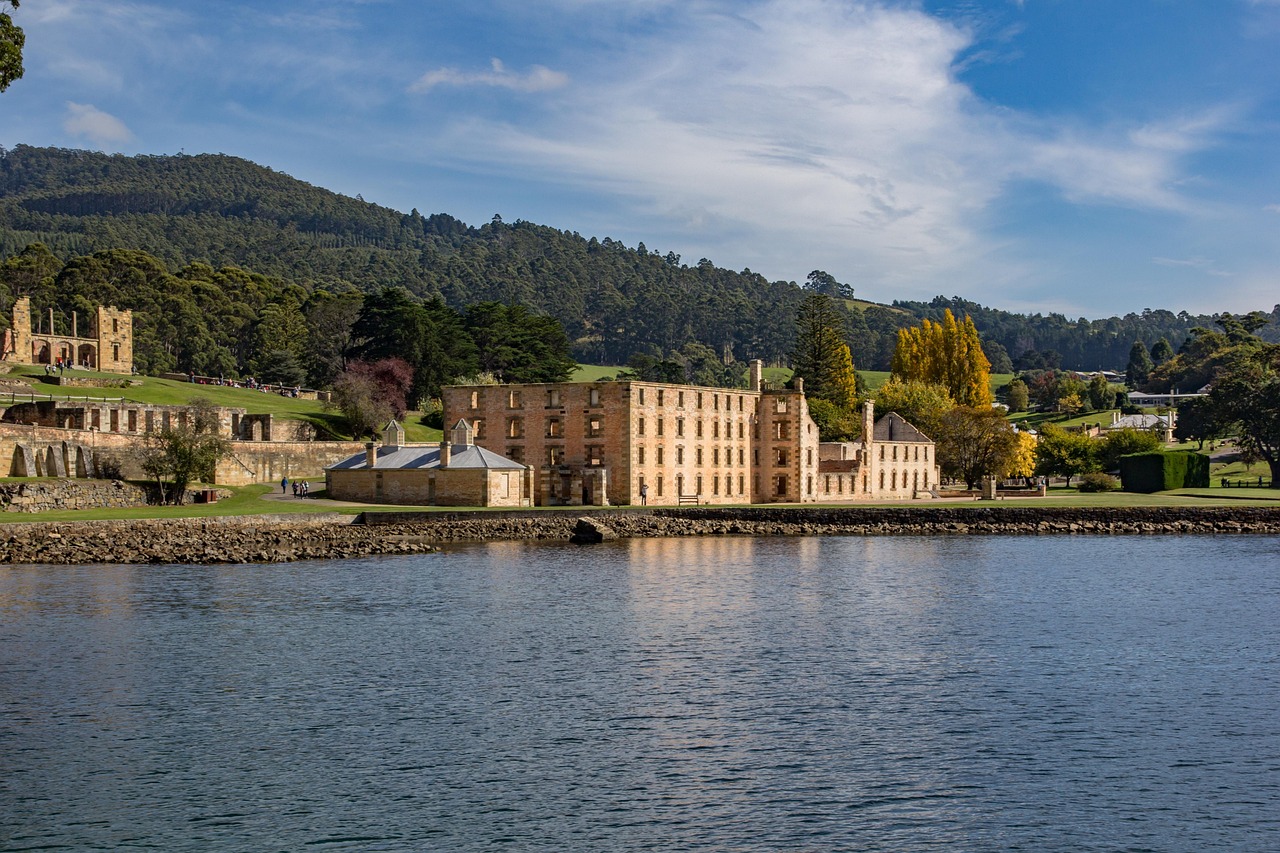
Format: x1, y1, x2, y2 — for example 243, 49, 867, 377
1107, 414, 1169, 430
326, 443, 525, 471
872, 412, 933, 443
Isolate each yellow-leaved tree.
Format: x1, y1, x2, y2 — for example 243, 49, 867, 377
890, 309, 993, 408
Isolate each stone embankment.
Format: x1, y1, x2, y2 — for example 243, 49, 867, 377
0, 514, 440, 564
3, 505, 1279, 564
365, 505, 1280, 543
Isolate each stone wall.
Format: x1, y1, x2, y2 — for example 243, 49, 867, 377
0, 422, 364, 485
218, 440, 365, 485
0, 479, 150, 512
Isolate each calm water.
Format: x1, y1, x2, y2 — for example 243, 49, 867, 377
2, 536, 1279, 852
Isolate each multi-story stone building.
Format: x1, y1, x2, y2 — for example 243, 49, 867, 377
443, 361, 940, 507
1, 297, 133, 373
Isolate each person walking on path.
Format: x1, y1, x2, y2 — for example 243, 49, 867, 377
640, 483, 649, 506
281, 476, 289, 495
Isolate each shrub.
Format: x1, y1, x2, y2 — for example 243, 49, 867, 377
421, 398, 444, 429
1119, 451, 1210, 492
1077, 472, 1118, 492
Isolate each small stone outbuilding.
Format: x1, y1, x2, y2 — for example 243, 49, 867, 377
325, 420, 531, 507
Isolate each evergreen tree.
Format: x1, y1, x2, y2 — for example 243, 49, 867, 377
791, 291, 854, 406
0, 1, 22, 93
1005, 378, 1029, 412
1126, 341, 1154, 388
1206, 345, 1280, 487
1087, 374, 1117, 411
1150, 337, 1175, 365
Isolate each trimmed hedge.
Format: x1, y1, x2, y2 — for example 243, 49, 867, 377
1119, 451, 1210, 493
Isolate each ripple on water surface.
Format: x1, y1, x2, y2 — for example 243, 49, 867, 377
2, 535, 1279, 851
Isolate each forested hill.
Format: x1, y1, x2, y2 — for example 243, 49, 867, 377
2, 144, 1275, 372
0, 144, 799, 365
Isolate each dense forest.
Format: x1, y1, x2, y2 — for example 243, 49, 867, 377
2, 144, 1277, 375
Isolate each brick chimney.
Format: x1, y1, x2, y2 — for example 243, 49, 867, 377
364, 441, 376, 468
749, 359, 763, 393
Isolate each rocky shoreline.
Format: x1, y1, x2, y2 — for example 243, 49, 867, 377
1, 504, 1279, 564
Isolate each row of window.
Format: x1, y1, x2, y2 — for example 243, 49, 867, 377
879, 444, 929, 462
638, 416, 758, 440
477, 386, 796, 413
494, 413, 777, 441
637, 388, 763, 412
508, 444, 821, 471
468, 387, 606, 410
638, 473, 761, 498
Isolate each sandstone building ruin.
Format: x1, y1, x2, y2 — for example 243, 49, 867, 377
1, 296, 133, 373
442, 361, 939, 507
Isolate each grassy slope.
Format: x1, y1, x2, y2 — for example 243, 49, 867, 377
2, 366, 445, 441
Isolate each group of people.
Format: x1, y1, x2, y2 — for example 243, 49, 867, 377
189, 372, 303, 397
44, 357, 89, 374
282, 477, 311, 498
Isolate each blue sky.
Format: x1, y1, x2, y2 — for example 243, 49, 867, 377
4, 0, 1280, 318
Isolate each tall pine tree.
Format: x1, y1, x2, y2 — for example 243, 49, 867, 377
791, 291, 857, 407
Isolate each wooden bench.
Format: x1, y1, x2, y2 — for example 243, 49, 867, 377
677, 494, 700, 505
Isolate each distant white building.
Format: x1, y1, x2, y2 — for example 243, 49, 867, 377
1107, 411, 1174, 442
1126, 390, 1208, 407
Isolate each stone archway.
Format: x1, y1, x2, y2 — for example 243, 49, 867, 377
77, 343, 97, 369
33, 341, 50, 364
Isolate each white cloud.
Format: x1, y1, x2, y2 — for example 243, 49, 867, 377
62, 102, 133, 146
410, 58, 569, 94
408, 0, 1223, 299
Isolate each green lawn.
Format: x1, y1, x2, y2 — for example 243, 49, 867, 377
6, 479, 1280, 523
1, 366, 442, 441
0, 483, 350, 523
570, 364, 624, 382
1010, 408, 1120, 430
7, 366, 330, 416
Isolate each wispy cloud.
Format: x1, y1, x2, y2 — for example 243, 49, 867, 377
1153, 256, 1233, 277
410, 58, 568, 94
62, 102, 133, 146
